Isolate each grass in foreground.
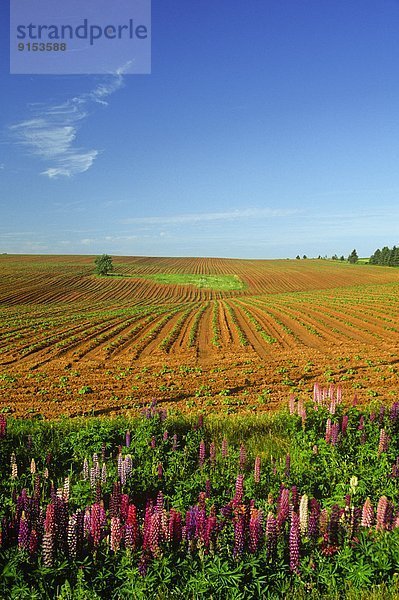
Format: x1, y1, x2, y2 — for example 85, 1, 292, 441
109, 272, 246, 290
1, 385, 399, 598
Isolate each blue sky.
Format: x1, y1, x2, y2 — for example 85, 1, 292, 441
1, 0, 399, 258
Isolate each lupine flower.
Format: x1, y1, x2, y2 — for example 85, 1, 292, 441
157, 462, 163, 479
378, 429, 389, 456
30, 458, 36, 475
42, 503, 55, 567
299, 494, 308, 535
205, 479, 211, 498
358, 415, 364, 430
125, 430, 131, 447
10, 453, 17, 480
172, 434, 178, 451
101, 463, 107, 485
67, 514, 77, 558
125, 504, 140, 550
277, 487, 290, 530
308, 499, 320, 539
199, 440, 206, 467
289, 511, 301, 573
249, 507, 263, 553
18, 511, 30, 551
90, 503, 102, 547
254, 456, 261, 484
331, 422, 340, 446
82, 458, 89, 480
291, 486, 299, 512
233, 474, 244, 505
233, 510, 245, 558
163, 430, 169, 441
376, 496, 388, 530
110, 516, 122, 552
319, 508, 329, 535
150, 436, 156, 449
325, 419, 332, 443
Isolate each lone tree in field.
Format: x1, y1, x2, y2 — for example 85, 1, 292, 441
347, 249, 358, 264
94, 254, 113, 276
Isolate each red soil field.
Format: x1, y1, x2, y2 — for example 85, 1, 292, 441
0, 254, 398, 418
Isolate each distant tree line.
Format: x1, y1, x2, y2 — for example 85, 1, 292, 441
369, 245, 399, 267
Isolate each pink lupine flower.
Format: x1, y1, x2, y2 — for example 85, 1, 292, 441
43, 503, 55, 567
331, 422, 340, 446
358, 415, 364, 430
90, 503, 102, 547
233, 510, 246, 558
120, 494, 129, 521
378, 429, 389, 456
163, 430, 169, 441
277, 487, 289, 530
249, 507, 263, 553
361, 498, 374, 527
233, 474, 244, 506
254, 456, 261, 484
341, 415, 349, 436
125, 504, 140, 550
167, 509, 182, 546
289, 511, 301, 574
110, 516, 122, 552
376, 496, 388, 530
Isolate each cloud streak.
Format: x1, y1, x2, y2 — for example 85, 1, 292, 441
121, 207, 300, 226
9, 63, 130, 178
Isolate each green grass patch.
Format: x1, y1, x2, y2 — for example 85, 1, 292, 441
110, 272, 246, 290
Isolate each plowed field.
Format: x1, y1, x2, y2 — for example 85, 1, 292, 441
1, 254, 398, 418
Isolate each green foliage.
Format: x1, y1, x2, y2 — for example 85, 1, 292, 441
94, 254, 114, 276
348, 249, 359, 264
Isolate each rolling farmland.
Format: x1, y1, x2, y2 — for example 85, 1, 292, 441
0, 254, 398, 418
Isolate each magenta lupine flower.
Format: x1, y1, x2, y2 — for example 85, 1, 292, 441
125, 504, 140, 550
168, 509, 182, 546
163, 430, 169, 441
233, 510, 245, 558
266, 512, 277, 559
378, 429, 389, 456
361, 498, 374, 527
358, 415, 365, 430
233, 474, 244, 506
390, 402, 399, 422
120, 494, 129, 521
249, 507, 263, 553
110, 516, 122, 552
325, 419, 332, 443
277, 487, 290, 530
199, 440, 206, 467
331, 422, 340, 446
289, 394, 295, 415
125, 430, 131, 447
205, 479, 211, 498
142, 500, 154, 550
239, 444, 246, 471
90, 503, 102, 547
204, 511, 217, 549
151, 436, 156, 449
18, 511, 30, 551
341, 415, 349, 436
289, 511, 301, 574
254, 456, 261, 484
110, 482, 122, 519
222, 437, 228, 458
291, 486, 299, 512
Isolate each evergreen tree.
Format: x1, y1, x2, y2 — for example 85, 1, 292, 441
347, 249, 358, 264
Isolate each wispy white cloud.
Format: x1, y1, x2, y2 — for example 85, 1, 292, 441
121, 207, 300, 226
9, 62, 131, 179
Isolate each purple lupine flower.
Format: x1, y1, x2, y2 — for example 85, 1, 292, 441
331, 422, 340, 446
266, 512, 277, 559
249, 507, 263, 553
18, 511, 30, 551
239, 444, 246, 471
199, 440, 206, 467
277, 487, 290, 530
289, 511, 301, 574
233, 510, 246, 558
124, 430, 131, 448
168, 509, 182, 546
390, 402, 399, 422
308, 499, 320, 539
254, 456, 261, 484
222, 437, 228, 458
341, 415, 349, 436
